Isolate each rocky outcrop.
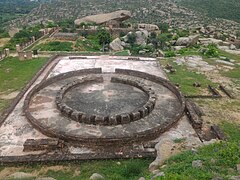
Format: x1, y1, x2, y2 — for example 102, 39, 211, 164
138, 23, 159, 31
74, 10, 131, 25
135, 30, 149, 46
176, 35, 200, 47
109, 38, 124, 51
198, 38, 223, 45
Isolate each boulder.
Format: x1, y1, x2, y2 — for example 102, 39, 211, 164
90, 173, 104, 180
74, 10, 131, 25
135, 30, 149, 46
229, 44, 237, 50
157, 50, 165, 57
109, 38, 124, 51
205, 25, 216, 34
199, 38, 223, 45
176, 35, 199, 47
192, 160, 203, 168
138, 23, 159, 31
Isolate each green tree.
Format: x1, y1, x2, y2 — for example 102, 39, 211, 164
97, 27, 111, 51
127, 33, 137, 47
157, 33, 171, 50
158, 23, 169, 33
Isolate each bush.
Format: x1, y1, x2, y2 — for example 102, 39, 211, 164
202, 44, 219, 57
165, 51, 176, 57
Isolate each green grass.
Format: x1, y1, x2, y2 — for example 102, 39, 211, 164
161, 59, 216, 95
0, 56, 48, 113
155, 122, 240, 179
76, 36, 101, 52
5, 158, 153, 180
33, 41, 73, 52
0, 57, 48, 92
113, 50, 130, 56
0, 99, 10, 112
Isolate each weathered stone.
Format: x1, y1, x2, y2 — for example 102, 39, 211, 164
176, 35, 199, 47
90, 173, 104, 180
121, 114, 131, 124
109, 116, 118, 125
237, 164, 240, 172
135, 30, 149, 46
138, 23, 159, 31
95, 116, 105, 125
192, 160, 203, 168
151, 172, 165, 180
230, 176, 240, 180
138, 177, 146, 180
130, 111, 141, 121
75, 10, 131, 26
109, 38, 124, 51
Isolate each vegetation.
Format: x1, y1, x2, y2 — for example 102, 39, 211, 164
0, 28, 10, 38
201, 44, 219, 58
0, 0, 39, 25
33, 41, 73, 52
5, 25, 43, 50
179, 0, 240, 23
126, 33, 137, 47
75, 35, 102, 52
0, 57, 48, 112
161, 58, 216, 95
155, 122, 240, 179
97, 27, 111, 51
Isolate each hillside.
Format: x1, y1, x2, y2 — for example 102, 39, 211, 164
178, 0, 240, 23
7, 0, 239, 33
0, 0, 39, 26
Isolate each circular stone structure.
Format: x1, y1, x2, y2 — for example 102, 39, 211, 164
56, 76, 156, 125
24, 68, 185, 146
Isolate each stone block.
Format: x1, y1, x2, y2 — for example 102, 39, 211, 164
130, 111, 141, 121
121, 114, 131, 124
109, 116, 118, 125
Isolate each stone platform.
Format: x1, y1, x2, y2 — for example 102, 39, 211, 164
0, 55, 202, 167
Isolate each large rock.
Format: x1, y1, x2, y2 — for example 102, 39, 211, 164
109, 38, 124, 51
90, 173, 104, 180
176, 35, 200, 47
138, 23, 159, 31
199, 38, 223, 45
74, 10, 131, 25
135, 30, 149, 46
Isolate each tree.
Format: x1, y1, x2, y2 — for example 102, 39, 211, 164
97, 27, 111, 51
127, 32, 137, 47
157, 33, 171, 50
158, 23, 169, 33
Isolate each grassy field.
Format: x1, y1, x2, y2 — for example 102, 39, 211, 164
33, 41, 74, 52
0, 57, 49, 112
160, 58, 216, 95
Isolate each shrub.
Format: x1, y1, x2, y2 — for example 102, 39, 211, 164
165, 51, 176, 57
202, 44, 219, 57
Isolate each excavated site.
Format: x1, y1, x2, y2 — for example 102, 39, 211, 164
0, 55, 221, 169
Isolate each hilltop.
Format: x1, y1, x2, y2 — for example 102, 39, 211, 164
7, 0, 239, 34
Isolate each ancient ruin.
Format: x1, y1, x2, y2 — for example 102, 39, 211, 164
0, 55, 218, 167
